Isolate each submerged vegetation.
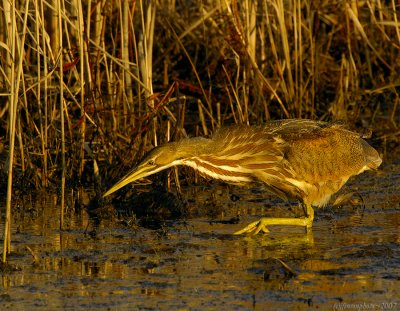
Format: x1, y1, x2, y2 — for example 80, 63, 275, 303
0, 0, 399, 260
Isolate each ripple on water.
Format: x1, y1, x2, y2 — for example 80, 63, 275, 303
1, 166, 399, 310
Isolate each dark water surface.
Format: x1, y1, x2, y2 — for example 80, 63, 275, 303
1, 164, 399, 310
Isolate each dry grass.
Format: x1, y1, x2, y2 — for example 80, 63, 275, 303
0, 0, 399, 260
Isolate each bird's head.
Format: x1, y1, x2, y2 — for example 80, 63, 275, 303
103, 143, 180, 197
103, 137, 209, 197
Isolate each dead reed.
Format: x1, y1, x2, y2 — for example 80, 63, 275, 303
0, 0, 399, 261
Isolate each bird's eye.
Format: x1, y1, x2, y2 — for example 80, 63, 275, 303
148, 160, 155, 165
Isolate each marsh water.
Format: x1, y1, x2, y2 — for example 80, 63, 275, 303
1, 162, 399, 310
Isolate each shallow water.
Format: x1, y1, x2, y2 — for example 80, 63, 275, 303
1, 164, 400, 310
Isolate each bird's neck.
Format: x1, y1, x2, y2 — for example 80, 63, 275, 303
176, 137, 212, 158
175, 136, 252, 184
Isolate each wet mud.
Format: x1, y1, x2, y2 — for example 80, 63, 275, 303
1, 163, 399, 310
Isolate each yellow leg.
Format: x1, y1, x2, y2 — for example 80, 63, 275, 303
234, 204, 315, 235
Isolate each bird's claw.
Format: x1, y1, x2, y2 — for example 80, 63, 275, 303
234, 214, 314, 235
234, 220, 270, 235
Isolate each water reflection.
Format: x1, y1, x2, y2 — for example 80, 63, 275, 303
0, 167, 399, 309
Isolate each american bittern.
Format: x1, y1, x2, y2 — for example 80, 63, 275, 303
103, 119, 382, 234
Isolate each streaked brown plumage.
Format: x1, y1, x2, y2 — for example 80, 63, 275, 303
103, 119, 382, 234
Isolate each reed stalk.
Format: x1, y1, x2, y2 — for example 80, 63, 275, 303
78, 0, 86, 181
34, 0, 44, 187
41, 0, 49, 187
121, 0, 134, 111
3, 0, 29, 262
0, 0, 398, 226
197, 100, 208, 136
139, 0, 155, 101
2, 0, 15, 263
58, 0, 65, 229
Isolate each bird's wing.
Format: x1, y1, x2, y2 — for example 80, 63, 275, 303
211, 125, 285, 163
208, 121, 380, 204
211, 125, 305, 201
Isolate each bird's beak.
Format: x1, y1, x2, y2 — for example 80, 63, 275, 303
103, 162, 157, 197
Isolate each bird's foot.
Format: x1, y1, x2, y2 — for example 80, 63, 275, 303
233, 220, 271, 235
233, 215, 314, 235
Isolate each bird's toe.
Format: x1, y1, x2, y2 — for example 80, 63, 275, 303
234, 219, 270, 235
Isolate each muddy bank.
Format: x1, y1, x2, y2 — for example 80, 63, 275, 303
0, 162, 399, 310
